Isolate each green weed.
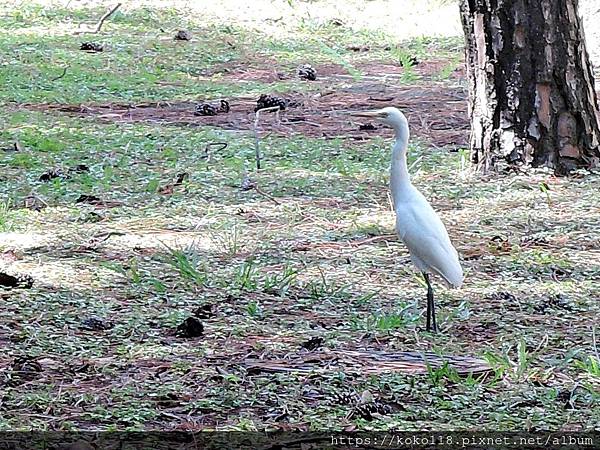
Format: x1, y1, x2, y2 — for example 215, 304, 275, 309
246, 300, 263, 318
162, 242, 206, 286
0, 200, 15, 232
576, 355, 600, 377
236, 258, 258, 291
263, 265, 298, 295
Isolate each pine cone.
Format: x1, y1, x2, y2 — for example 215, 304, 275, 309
359, 123, 377, 131
255, 94, 286, 111
219, 99, 230, 113
194, 100, 229, 116
371, 401, 393, 415
300, 336, 324, 350
9, 356, 42, 384
351, 404, 374, 421
194, 304, 216, 319
194, 103, 218, 116
332, 391, 359, 405
176, 317, 204, 338
298, 64, 317, 81
80, 42, 103, 52
39, 168, 70, 182
12, 356, 42, 373
349, 401, 392, 420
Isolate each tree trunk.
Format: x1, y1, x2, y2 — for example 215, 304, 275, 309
459, 0, 600, 175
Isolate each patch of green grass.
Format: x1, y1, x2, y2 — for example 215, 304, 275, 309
0, 4, 416, 105
162, 241, 207, 287
576, 355, 600, 377
306, 269, 350, 302
434, 56, 462, 81
425, 361, 465, 386
263, 264, 298, 295
236, 258, 259, 291
246, 300, 263, 318
370, 312, 408, 331
350, 306, 418, 332
0, 200, 19, 232
0, 11, 295, 104
402, 35, 465, 57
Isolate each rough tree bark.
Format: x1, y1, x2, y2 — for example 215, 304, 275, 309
459, 0, 600, 175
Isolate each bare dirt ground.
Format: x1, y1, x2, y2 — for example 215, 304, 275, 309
23, 61, 468, 147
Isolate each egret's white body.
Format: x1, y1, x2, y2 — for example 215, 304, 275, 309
353, 107, 463, 331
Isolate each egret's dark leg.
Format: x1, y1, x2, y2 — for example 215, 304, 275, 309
423, 273, 437, 333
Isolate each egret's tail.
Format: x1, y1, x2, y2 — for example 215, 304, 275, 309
436, 262, 463, 288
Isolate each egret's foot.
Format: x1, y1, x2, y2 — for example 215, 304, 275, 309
425, 322, 438, 333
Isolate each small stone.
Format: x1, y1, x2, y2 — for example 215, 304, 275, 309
0, 272, 34, 288
300, 336, 324, 350
174, 30, 192, 41
80, 316, 113, 331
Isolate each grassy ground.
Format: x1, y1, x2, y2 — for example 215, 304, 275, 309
1, 1, 599, 432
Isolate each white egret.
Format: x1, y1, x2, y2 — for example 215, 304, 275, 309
352, 107, 463, 332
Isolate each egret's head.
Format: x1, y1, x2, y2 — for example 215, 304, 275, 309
351, 107, 406, 129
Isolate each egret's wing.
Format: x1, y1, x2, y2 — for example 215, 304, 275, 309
395, 196, 463, 288
404, 231, 463, 287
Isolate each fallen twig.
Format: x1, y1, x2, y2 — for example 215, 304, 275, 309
254, 185, 281, 205
368, 96, 395, 102
86, 231, 126, 246
94, 3, 122, 33
203, 142, 227, 161
239, 168, 280, 205
349, 234, 397, 246
50, 65, 69, 82
77, 3, 122, 34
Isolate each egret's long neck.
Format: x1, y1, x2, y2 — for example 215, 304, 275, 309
390, 116, 411, 205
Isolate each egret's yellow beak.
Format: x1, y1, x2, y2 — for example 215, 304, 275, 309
350, 110, 385, 118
